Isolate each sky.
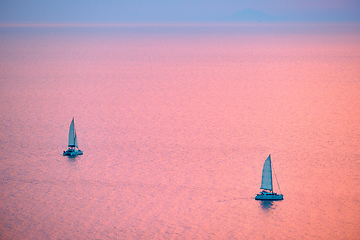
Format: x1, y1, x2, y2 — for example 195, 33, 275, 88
0, 0, 360, 22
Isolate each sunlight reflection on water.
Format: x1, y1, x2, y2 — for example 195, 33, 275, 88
0, 23, 359, 239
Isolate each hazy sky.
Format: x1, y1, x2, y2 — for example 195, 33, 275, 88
1, 0, 360, 22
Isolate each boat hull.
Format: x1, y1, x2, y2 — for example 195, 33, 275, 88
63, 149, 83, 156
255, 193, 283, 200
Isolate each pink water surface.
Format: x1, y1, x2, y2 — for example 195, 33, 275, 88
0, 23, 359, 239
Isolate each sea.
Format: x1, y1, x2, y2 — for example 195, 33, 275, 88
0, 23, 359, 239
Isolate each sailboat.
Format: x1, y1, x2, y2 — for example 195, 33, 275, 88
63, 118, 83, 156
255, 155, 283, 200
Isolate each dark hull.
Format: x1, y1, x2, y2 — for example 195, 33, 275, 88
63, 149, 83, 156
255, 193, 283, 200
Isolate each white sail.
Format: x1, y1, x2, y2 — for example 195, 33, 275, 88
260, 155, 273, 191
68, 118, 76, 147
74, 132, 78, 148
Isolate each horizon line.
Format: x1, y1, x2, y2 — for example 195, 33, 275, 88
1, 21, 359, 28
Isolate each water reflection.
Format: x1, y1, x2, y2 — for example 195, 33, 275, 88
260, 201, 274, 210
65, 155, 78, 161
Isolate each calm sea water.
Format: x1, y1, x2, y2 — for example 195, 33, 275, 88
0, 23, 359, 239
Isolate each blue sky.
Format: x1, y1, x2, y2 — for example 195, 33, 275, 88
1, 0, 360, 22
